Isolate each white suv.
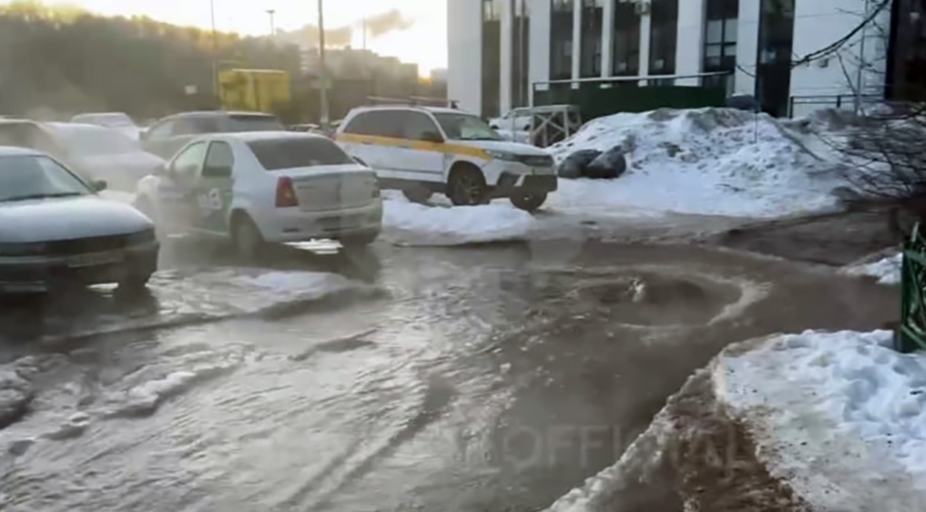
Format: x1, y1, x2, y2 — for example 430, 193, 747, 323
334, 105, 557, 212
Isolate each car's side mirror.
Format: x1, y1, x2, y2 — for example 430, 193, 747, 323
152, 163, 167, 177
91, 179, 107, 191
420, 131, 444, 143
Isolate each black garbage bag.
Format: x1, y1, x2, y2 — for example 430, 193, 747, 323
585, 146, 627, 179
557, 149, 602, 179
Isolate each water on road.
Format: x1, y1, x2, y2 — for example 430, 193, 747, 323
0, 236, 896, 512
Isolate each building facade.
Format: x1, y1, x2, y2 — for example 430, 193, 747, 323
448, 0, 897, 119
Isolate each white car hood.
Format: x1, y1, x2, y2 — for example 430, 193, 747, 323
451, 139, 549, 157
0, 196, 153, 243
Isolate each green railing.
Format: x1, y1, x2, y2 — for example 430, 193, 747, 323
897, 222, 926, 352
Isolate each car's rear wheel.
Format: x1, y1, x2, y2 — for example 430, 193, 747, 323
510, 192, 548, 213
402, 185, 432, 204
448, 166, 489, 206
341, 231, 379, 248
232, 214, 265, 260
118, 270, 153, 294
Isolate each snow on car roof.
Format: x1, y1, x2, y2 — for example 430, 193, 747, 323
0, 145, 43, 157
215, 131, 329, 142
351, 105, 467, 115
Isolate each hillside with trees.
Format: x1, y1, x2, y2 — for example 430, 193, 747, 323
0, 1, 301, 120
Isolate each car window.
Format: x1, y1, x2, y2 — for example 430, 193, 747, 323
203, 141, 235, 177
0, 155, 92, 201
220, 114, 284, 132
343, 111, 404, 138
247, 137, 355, 171
0, 124, 67, 156
433, 113, 505, 141
173, 117, 220, 136
342, 112, 374, 136
146, 121, 174, 139
51, 126, 140, 155
170, 141, 207, 181
403, 112, 442, 141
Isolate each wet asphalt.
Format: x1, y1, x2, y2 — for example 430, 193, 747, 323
0, 226, 898, 512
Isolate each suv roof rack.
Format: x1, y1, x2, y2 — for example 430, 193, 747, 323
365, 96, 460, 109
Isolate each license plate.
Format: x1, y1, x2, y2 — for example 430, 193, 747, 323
69, 251, 123, 268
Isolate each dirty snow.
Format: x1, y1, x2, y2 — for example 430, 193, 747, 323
546, 108, 846, 218
383, 194, 536, 245
845, 252, 902, 285
714, 330, 926, 510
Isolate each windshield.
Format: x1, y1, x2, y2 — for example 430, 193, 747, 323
52, 126, 141, 156
248, 137, 355, 170
433, 113, 504, 141
222, 115, 285, 132
75, 113, 135, 128
0, 155, 92, 201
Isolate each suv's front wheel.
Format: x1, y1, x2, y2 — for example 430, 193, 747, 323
510, 192, 548, 212
448, 166, 489, 206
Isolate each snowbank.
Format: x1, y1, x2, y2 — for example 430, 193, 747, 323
715, 330, 926, 510
546, 108, 845, 218
382, 195, 536, 245
845, 252, 902, 285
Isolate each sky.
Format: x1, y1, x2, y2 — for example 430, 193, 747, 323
21, 0, 447, 74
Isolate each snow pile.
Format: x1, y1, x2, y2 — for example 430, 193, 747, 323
845, 252, 902, 285
546, 108, 845, 218
715, 330, 926, 510
383, 195, 536, 245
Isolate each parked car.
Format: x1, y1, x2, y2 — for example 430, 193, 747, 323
133, 131, 382, 257
0, 120, 165, 192
0, 146, 158, 293
44, 122, 166, 191
140, 111, 286, 160
335, 105, 557, 211
70, 112, 142, 140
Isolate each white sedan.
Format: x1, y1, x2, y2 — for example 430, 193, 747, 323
133, 132, 383, 257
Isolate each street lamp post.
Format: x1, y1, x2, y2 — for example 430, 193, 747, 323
210, 0, 219, 106
266, 9, 276, 36
317, 0, 330, 130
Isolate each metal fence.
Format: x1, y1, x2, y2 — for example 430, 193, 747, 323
787, 94, 883, 118
897, 222, 926, 353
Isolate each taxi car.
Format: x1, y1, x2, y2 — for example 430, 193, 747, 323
133, 132, 382, 257
334, 105, 557, 212
0, 146, 158, 293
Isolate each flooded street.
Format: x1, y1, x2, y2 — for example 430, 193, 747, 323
0, 230, 897, 512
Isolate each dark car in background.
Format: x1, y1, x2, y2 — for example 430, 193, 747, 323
140, 111, 285, 159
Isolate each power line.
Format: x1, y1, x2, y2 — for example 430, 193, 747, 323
790, 0, 891, 68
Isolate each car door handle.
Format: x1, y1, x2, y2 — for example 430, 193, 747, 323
361, 141, 373, 145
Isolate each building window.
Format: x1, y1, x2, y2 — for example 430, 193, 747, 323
511, 0, 530, 107
702, 0, 738, 93
612, 0, 640, 76
550, 0, 574, 80
482, 0, 502, 117
649, 0, 678, 76
580, 0, 604, 77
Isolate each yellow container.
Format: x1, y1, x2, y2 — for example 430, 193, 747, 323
218, 69, 291, 113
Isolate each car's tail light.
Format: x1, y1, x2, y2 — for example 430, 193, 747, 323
275, 177, 298, 207
371, 177, 380, 198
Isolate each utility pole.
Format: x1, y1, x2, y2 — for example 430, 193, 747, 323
317, 0, 330, 130
266, 9, 276, 36
210, 0, 219, 107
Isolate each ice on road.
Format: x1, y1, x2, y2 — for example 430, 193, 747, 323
844, 252, 902, 285
714, 330, 926, 510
